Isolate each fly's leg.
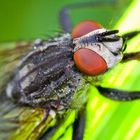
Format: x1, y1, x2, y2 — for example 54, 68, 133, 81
97, 32, 140, 101
121, 31, 140, 62
38, 112, 75, 140
59, 1, 117, 32
122, 31, 140, 41
122, 52, 140, 62
39, 124, 59, 140
39, 108, 86, 140
72, 107, 86, 140
96, 86, 140, 101
27, 108, 55, 139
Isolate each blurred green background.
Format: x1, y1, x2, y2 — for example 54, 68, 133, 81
0, 0, 135, 41
0, 0, 140, 140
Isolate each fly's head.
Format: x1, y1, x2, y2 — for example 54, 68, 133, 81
72, 21, 125, 76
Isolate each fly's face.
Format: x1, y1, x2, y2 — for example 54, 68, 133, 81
73, 28, 124, 75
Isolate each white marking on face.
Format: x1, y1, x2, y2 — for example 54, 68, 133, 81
73, 28, 123, 69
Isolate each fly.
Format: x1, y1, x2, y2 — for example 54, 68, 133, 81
4, 20, 140, 140
1, 1, 140, 140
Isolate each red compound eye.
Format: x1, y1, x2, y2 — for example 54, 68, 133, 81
72, 20, 102, 38
74, 48, 107, 75
73, 20, 107, 75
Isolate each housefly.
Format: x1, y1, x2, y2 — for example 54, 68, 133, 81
0, 1, 140, 140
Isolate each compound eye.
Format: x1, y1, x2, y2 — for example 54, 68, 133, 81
74, 48, 107, 76
72, 20, 102, 38
72, 20, 106, 75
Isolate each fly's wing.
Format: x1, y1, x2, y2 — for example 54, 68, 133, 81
0, 95, 53, 140
0, 42, 57, 140
0, 42, 31, 90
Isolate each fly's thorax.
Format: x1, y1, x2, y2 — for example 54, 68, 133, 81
73, 28, 123, 69
6, 34, 87, 111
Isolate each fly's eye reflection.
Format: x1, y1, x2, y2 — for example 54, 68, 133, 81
1, 3, 140, 140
